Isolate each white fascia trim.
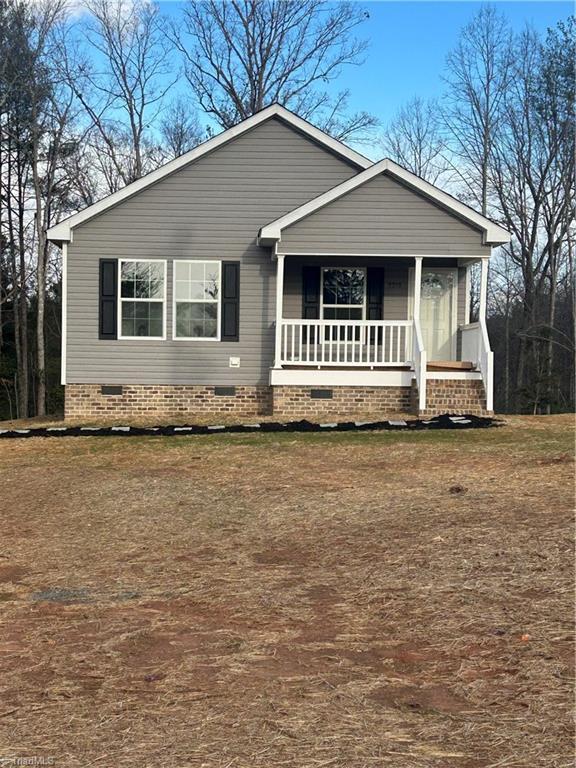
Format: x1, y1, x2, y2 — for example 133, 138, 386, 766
259, 158, 510, 247
270, 368, 414, 387
47, 104, 372, 243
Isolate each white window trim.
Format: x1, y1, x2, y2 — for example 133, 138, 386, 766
118, 258, 167, 341
319, 266, 367, 320
172, 259, 222, 342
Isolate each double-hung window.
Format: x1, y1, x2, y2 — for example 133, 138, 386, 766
321, 268, 366, 320
119, 259, 166, 339
174, 260, 221, 340
321, 267, 366, 342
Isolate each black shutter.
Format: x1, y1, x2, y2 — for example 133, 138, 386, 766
221, 261, 240, 341
302, 266, 321, 345
99, 259, 118, 340
367, 267, 384, 320
302, 266, 320, 319
367, 267, 384, 346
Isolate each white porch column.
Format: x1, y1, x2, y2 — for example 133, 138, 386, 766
478, 255, 493, 412
274, 253, 285, 368
479, 257, 489, 324
412, 257, 426, 412
413, 256, 423, 321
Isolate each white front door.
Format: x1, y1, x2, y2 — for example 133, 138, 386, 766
418, 269, 457, 360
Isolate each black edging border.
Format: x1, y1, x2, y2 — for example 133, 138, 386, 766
0, 414, 501, 439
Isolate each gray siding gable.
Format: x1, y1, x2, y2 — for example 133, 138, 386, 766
279, 173, 490, 257
66, 116, 359, 386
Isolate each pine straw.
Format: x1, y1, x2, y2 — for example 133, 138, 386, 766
0, 415, 573, 767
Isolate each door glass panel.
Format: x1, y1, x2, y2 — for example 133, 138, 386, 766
422, 272, 453, 299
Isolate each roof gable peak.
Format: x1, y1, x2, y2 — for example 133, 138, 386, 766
48, 103, 371, 244
259, 157, 510, 247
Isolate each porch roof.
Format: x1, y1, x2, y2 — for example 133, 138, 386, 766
258, 158, 510, 249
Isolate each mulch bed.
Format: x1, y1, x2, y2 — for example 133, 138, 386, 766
0, 413, 500, 438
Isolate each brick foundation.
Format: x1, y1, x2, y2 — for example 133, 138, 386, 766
419, 378, 490, 417
272, 385, 412, 419
65, 380, 490, 421
65, 384, 272, 420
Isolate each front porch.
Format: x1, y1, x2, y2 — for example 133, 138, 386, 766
271, 255, 493, 414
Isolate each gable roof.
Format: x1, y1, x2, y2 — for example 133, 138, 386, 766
258, 158, 510, 247
47, 104, 372, 244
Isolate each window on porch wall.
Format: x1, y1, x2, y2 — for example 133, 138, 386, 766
321, 268, 366, 343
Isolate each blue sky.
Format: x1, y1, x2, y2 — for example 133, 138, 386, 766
156, 0, 572, 134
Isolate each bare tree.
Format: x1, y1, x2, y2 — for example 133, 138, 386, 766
537, 19, 576, 412
443, 4, 512, 215
29, 10, 76, 415
13, 0, 80, 417
61, 0, 174, 188
171, 0, 377, 141
489, 250, 522, 412
0, 0, 35, 417
490, 23, 575, 411
380, 97, 449, 184
159, 97, 204, 160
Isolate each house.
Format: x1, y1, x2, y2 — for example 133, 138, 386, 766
47, 104, 510, 421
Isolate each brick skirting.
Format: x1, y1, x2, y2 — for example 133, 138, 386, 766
65, 380, 489, 420
419, 379, 490, 417
65, 384, 272, 420
272, 385, 413, 419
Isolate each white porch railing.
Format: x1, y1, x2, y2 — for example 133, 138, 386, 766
461, 321, 494, 411
412, 318, 427, 411
279, 319, 412, 367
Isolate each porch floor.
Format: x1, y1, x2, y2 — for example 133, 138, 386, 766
279, 361, 477, 373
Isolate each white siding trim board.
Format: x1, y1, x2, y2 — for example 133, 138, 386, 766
61, 242, 68, 385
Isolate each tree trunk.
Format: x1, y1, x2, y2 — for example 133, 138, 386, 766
545, 238, 558, 415
6, 135, 28, 419
32, 134, 47, 417
504, 297, 510, 412
17, 187, 28, 419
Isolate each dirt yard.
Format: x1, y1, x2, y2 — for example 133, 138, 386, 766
0, 415, 573, 767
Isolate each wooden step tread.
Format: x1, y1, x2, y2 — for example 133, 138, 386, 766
427, 361, 475, 371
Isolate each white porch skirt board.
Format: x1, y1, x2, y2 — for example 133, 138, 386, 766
269, 369, 482, 387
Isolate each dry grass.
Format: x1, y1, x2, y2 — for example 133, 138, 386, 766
0, 415, 573, 767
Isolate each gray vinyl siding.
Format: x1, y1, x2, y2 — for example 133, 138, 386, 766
65, 117, 358, 385
279, 174, 491, 257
